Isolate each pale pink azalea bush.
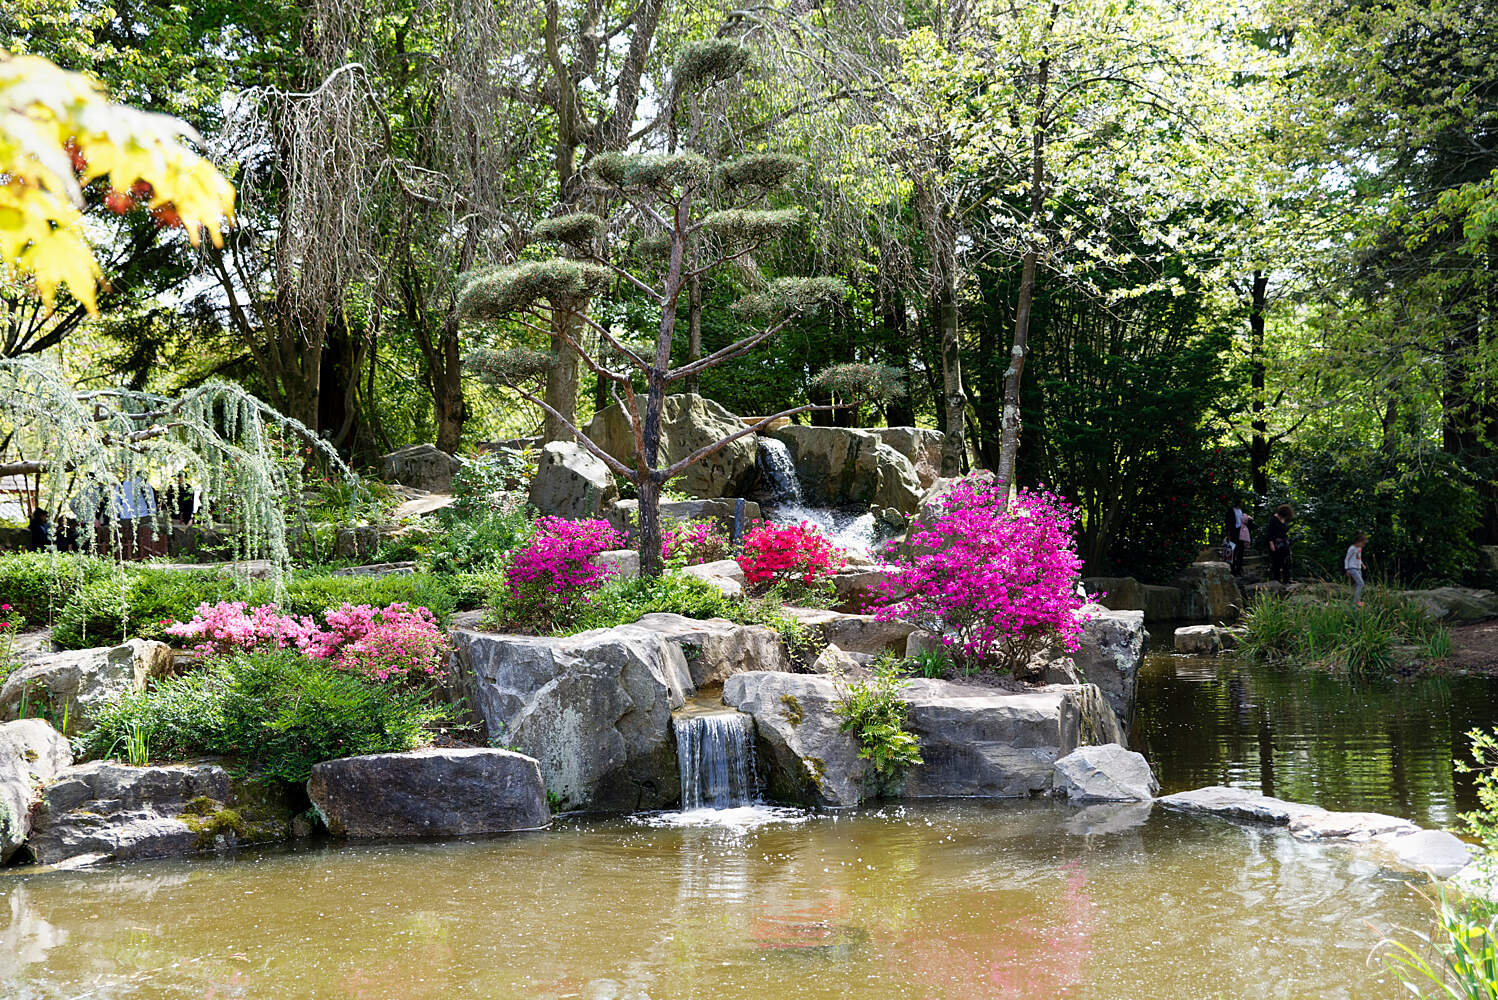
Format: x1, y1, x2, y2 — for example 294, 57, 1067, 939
661, 517, 730, 568
876, 477, 1087, 678
167, 600, 448, 683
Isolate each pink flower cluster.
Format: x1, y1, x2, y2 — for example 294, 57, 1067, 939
736, 522, 847, 588
167, 600, 448, 683
505, 517, 623, 597
876, 478, 1086, 676
661, 518, 729, 567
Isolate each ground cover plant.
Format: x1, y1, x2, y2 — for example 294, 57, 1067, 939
834, 662, 923, 787
80, 648, 448, 783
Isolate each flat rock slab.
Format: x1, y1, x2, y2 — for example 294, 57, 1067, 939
1157, 786, 1325, 825
1370, 829, 1472, 877
781, 607, 916, 657
631, 613, 788, 687
308, 748, 549, 838
1289, 810, 1420, 842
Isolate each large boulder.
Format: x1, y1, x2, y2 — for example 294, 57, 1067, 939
606, 498, 761, 543
1171, 561, 1244, 622
528, 441, 618, 519
1082, 576, 1188, 622
631, 613, 789, 687
0, 640, 173, 733
1173, 624, 1223, 655
723, 672, 1124, 807
1065, 607, 1146, 727
381, 443, 462, 493
1053, 744, 1158, 802
1403, 587, 1498, 623
450, 625, 695, 811
680, 559, 748, 599
781, 607, 916, 657
771, 426, 925, 515
0, 720, 72, 862
308, 748, 549, 838
869, 428, 944, 489
26, 762, 292, 867
586, 394, 757, 499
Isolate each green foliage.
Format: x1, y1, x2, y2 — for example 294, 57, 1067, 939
672, 38, 749, 89
1239, 590, 1445, 677
1269, 443, 1480, 584
812, 362, 906, 405
902, 647, 953, 679
699, 208, 801, 244
733, 276, 847, 317
1459, 728, 1498, 857
422, 451, 535, 573
589, 151, 710, 191
306, 477, 398, 524
834, 663, 923, 783
715, 153, 801, 191
457, 260, 613, 319
1382, 885, 1498, 999
79, 649, 447, 784
532, 212, 605, 248
0, 551, 111, 622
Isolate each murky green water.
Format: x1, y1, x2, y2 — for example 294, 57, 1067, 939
1, 803, 1435, 1000
1134, 650, 1498, 827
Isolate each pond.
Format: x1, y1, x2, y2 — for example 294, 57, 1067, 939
0, 803, 1431, 1000
1133, 648, 1498, 827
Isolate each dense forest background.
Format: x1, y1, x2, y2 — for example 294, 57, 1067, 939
3, 0, 1495, 584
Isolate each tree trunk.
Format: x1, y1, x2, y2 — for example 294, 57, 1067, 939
685, 271, 702, 395
938, 253, 966, 475
1248, 270, 1269, 500
994, 52, 1051, 505
638, 473, 662, 577
544, 311, 581, 442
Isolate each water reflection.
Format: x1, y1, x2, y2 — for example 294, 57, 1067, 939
1132, 650, 1498, 826
0, 804, 1427, 1000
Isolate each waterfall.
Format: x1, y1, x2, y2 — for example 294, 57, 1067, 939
674, 711, 758, 810
756, 438, 802, 502
754, 438, 877, 557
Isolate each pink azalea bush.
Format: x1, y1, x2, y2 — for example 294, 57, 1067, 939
737, 522, 847, 596
502, 516, 623, 630
661, 517, 730, 568
167, 600, 448, 683
0, 603, 23, 679
876, 477, 1086, 678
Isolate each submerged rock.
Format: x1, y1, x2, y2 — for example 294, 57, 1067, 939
26, 762, 292, 867
1053, 744, 1158, 802
1065, 801, 1154, 836
1371, 829, 1472, 878
1288, 810, 1420, 842
451, 625, 695, 811
308, 748, 549, 838
0, 719, 72, 862
528, 441, 618, 519
0, 639, 174, 733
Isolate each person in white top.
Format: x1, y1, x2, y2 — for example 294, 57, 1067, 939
1344, 533, 1367, 606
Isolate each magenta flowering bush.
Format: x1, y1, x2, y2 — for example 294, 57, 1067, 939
167, 600, 448, 683
501, 516, 623, 630
661, 517, 729, 568
876, 477, 1086, 678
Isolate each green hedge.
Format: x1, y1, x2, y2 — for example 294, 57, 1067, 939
0, 552, 112, 623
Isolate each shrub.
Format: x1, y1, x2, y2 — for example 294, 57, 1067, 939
52, 569, 241, 649
169, 600, 449, 684
79, 649, 448, 783
661, 517, 730, 568
834, 663, 923, 785
0, 551, 112, 622
496, 516, 622, 631
736, 522, 846, 599
250, 572, 459, 628
877, 479, 1085, 678
423, 451, 534, 573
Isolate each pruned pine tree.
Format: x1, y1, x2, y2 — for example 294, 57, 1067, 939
457, 130, 889, 575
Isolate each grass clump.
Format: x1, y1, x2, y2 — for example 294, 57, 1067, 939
79, 649, 448, 783
1239, 588, 1448, 677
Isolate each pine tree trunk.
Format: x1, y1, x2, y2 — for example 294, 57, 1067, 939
1248, 270, 1269, 500
938, 252, 966, 476
638, 473, 663, 578
685, 272, 702, 395
544, 311, 581, 443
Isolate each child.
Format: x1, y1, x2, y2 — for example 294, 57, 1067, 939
1344, 533, 1367, 606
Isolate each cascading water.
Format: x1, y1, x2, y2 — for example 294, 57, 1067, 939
755, 438, 877, 556
674, 710, 758, 810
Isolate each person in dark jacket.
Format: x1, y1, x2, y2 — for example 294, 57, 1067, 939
1266, 504, 1293, 584
27, 507, 51, 551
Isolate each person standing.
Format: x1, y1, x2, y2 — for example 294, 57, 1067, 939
27, 507, 51, 551
1233, 504, 1253, 577
1266, 504, 1293, 584
1345, 533, 1368, 606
